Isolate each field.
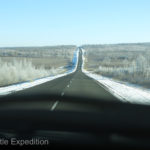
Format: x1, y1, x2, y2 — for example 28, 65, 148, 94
0, 45, 76, 86
83, 43, 150, 88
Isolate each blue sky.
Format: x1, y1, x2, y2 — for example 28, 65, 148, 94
0, 0, 150, 46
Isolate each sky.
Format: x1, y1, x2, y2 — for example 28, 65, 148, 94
0, 0, 150, 47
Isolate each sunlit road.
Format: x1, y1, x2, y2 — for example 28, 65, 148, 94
8, 48, 119, 110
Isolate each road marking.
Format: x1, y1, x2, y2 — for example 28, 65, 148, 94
61, 92, 65, 96
51, 101, 59, 111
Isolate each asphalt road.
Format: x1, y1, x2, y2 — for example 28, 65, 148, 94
7, 48, 119, 111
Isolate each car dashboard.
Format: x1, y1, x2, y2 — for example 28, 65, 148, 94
0, 95, 150, 149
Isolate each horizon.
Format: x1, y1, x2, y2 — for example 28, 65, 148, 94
0, 42, 150, 48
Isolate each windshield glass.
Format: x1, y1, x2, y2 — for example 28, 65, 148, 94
0, 0, 150, 107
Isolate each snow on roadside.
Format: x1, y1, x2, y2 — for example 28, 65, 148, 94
0, 48, 79, 96
81, 48, 150, 105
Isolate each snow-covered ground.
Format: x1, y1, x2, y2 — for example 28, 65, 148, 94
81, 49, 150, 105
0, 48, 79, 96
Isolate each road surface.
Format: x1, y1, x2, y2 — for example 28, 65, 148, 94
7, 48, 119, 110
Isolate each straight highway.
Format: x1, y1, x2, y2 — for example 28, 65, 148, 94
6, 48, 119, 110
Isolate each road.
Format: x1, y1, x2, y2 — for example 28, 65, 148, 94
8, 48, 119, 111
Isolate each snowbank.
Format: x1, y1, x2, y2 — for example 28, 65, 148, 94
81, 49, 150, 105
0, 48, 79, 96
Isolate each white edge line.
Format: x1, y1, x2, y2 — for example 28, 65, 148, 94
81, 48, 127, 102
81, 48, 150, 105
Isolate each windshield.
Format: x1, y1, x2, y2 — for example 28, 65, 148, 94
1, 0, 150, 148
0, 0, 150, 105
